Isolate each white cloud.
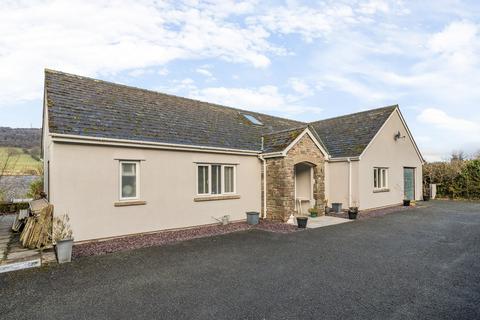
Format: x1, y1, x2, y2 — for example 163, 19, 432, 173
157, 67, 169, 76
196, 68, 214, 78
422, 152, 444, 163
358, 0, 390, 15
427, 20, 479, 71
248, 3, 356, 42
167, 78, 197, 92
128, 68, 157, 77
288, 78, 312, 96
323, 75, 391, 102
0, 0, 277, 104
188, 85, 322, 117
416, 108, 480, 161
429, 21, 478, 54
417, 108, 480, 136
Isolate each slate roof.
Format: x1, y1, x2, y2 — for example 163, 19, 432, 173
44, 70, 397, 157
262, 126, 307, 153
45, 70, 303, 152
309, 105, 397, 158
262, 125, 329, 154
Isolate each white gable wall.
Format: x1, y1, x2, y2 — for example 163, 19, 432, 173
358, 110, 423, 210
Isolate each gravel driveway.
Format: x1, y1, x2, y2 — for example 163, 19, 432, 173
1, 200, 479, 319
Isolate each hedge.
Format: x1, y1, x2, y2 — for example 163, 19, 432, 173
0, 201, 30, 213
424, 159, 480, 200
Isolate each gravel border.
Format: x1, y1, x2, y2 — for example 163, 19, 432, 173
73, 220, 299, 258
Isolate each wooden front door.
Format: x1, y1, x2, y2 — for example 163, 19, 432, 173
403, 168, 415, 200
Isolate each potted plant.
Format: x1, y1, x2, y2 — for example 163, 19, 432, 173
324, 199, 330, 214
348, 202, 359, 219
331, 202, 342, 213
296, 212, 308, 229
246, 211, 259, 225
308, 207, 318, 218
403, 199, 411, 206
51, 214, 74, 263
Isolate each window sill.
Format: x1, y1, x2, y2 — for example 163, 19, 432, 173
373, 188, 390, 193
114, 200, 147, 207
194, 195, 241, 202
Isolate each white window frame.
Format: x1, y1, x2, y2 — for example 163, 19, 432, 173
222, 165, 236, 194
197, 164, 210, 195
196, 164, 236, 196
374, 167, 388, 190
119, 161, 140, 201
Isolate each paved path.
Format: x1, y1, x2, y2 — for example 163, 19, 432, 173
0, 214, 55, 273
1, 200, 479, 319
0, 215, 14, 259
305, 215, 352, 228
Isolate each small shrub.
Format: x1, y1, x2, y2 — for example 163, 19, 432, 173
27, 177, 44, 199
51, 214, 73, 244
0, 201, 29, 213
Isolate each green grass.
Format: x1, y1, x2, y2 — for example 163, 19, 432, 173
0, 147, 42, 175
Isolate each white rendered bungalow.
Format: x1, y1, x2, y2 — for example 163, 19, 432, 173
42, 70, 424, 241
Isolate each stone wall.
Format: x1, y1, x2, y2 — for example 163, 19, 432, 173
265, 133, 326, 221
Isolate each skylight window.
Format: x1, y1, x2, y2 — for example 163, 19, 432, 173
242, 114, 263, 125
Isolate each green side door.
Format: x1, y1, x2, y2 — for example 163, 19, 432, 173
403, 168, 415, 200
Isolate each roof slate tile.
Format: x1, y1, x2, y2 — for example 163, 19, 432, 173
309, 105, 397, 157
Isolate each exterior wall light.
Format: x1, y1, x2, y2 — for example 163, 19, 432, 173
394, 131, 406, 141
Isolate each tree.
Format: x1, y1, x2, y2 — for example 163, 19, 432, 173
473, 150, 480, 160
450, 150, 465, 162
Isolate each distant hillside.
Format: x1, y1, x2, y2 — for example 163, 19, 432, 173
0, 147, 42, 175
0, 127, 41, 149
0, 128, 42, 175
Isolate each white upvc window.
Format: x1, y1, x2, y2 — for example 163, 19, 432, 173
374, 167, 388, 190
223, 165, 235, 194
120, 161, 140, 200
197, 164, 236, 195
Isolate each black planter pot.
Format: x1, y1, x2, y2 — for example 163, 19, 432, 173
403, 199, 411, 206
297, 217, 308, 228
423, 195, 430, 201
348, 210, 358, 220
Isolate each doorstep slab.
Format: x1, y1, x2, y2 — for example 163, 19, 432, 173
287, 216, 352, 229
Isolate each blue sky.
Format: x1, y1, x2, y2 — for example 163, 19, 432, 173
1, 0, 480, 161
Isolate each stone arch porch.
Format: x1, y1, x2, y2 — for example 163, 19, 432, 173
263, 132, 326, 221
